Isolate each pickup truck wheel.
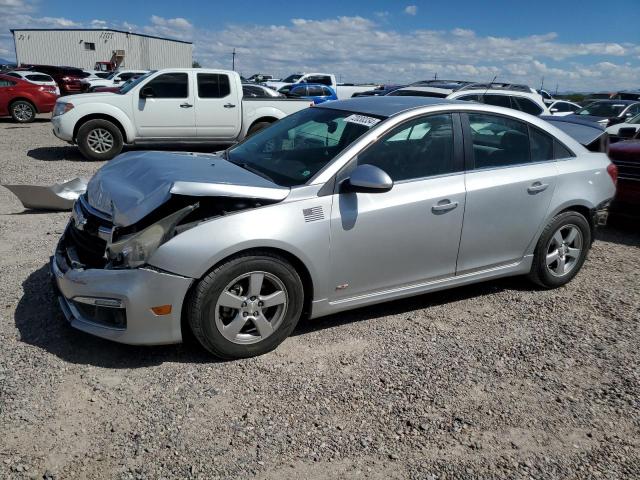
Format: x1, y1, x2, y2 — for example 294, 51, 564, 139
187, 252, 304, 359
247, 121, 272, 137
528, 212, 591, 289
77, 119, 123, 161
10, 100, 36, 123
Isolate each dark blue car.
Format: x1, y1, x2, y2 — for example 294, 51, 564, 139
279, 83, 338, 104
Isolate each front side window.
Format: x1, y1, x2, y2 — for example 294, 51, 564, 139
227, 108, 382, 186
357, 114, 456, 181
512, 97, 544, 115
198, 73, 231, 98
468, 113, 530, 168
145, 73, 188, 98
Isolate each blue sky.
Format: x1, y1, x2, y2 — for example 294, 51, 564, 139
1, 0, 639, 91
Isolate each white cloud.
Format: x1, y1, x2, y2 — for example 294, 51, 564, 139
404, 5, 418, 16
0, 4, 638, 91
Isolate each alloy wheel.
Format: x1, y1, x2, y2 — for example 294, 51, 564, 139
13, 103, 33, 122
545, 224, 583, 277
87, 128, 114, 154
213, 271, 288, 344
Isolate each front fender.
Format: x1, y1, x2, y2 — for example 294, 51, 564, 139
147, 195, 334, 302
66, 102, 135, 143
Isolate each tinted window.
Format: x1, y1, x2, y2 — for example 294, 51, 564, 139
306, 75, 332, 86
322, 87, 333, 96
198, 73, 231, 98
512, 97, 543, 115
243, 85, 261, 97
119, 73, 136, 81
6, 72, 19, 78
468, 113, 531, 168
554, 141, 574, 159
357, 114, 456, 181
483, 94, 511, 108
289, 85, 307, 97
530, 127, 554, 162
307, 85, 323, 96
146, 73, 188, 98
26, 74, 53, 82
458, 94, 481, 102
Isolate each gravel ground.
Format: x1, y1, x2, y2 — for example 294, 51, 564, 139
0, 117, 639, 479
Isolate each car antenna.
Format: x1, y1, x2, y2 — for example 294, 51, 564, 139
483, 75, 497, 97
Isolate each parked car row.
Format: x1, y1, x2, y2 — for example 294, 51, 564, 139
0, 72, 58, 122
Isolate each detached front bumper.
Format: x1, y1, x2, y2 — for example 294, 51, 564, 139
51, 226, 194, 345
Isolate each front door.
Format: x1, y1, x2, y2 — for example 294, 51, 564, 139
456, 112, 558, 273
134, 72, 195, 138
329, 113, 466, 300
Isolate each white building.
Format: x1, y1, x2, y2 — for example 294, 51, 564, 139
11, 28, 192, 70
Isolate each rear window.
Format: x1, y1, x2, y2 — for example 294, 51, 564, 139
197, 73, 231, 98
26, 74, 53, 82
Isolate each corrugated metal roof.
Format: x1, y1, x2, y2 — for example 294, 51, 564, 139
10, 28, 192, 45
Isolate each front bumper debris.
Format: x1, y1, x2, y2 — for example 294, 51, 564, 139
50, 224, 194, 345
3, 177, 88, 211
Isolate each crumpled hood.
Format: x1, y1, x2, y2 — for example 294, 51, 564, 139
87, 150, 289, 226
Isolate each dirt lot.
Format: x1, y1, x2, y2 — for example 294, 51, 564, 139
0, 117, 639, 479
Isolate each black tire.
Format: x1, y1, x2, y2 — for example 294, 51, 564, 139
10, 100, 36, 123
528, 211, 591, 288
247, 121, 272, 137
77, 119, 124, 161
187, 252, 304, 359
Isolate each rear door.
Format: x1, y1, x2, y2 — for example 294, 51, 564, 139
0, 79, 15, 115
133, 72, 195, 138
456, 112, 558, 273
329, 113, 466, 300
195, 72, 242, 139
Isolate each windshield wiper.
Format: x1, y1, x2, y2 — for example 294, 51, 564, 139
226, 158, 275, 183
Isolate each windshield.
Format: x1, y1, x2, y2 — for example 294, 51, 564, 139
576, 102, 626, 118
282, 74, 303, 83
227, 107, 384, 187
118, 71, 156, 94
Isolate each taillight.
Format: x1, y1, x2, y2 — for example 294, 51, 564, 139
607, 163, 618, 186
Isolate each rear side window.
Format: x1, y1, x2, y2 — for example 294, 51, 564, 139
26, 74, 53, 82
458, 94, 481, 102
306, 75, 332, 86
146, 73, 188, 98
197, 73, 231, 98
512, 97, 543, 115
483, 94, 511, 108
529, 127, 554, 162
307, 85, 323, 96
357, 113, 456, 181
554, 141, 575, 159
468, 113, 531, 168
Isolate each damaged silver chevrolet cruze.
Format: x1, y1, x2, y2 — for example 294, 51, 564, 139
52, 97, 616, 359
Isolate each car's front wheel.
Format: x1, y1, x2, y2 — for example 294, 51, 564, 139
529, 211, 591, 288
10, 100, 36, 123
77, 119, 124, 161
187, 252, 304, 359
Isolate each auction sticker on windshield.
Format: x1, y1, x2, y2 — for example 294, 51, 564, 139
344, 114, 381, 127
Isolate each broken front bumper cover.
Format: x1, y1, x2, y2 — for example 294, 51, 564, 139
50, 224, 194, 345
3, 177, 88, 211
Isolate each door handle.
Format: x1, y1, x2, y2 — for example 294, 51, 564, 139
224, 103, 236, 108
431, 200, 459, 213
180, 103, 193, 108
527, 182, 549, 194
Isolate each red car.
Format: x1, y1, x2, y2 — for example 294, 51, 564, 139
21, 64, 91, 95
0, 73, 58, 122
608, 129, 640, 217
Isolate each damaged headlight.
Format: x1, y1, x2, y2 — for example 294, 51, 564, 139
107, 204, 197, 268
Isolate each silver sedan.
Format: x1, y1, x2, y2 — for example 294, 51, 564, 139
52, 97, 616, 358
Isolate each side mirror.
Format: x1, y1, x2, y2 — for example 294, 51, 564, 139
140, 86, 155, 98
618, 127, 637, 139
342, 164, 393, 193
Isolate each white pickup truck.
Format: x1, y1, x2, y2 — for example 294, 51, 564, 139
264, 73, 377, 100
51, 68, 312, 160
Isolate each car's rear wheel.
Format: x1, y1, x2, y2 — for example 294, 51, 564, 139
187, 252, 304, 359
77, 119, 123, 161
529, 211, 591, 288
10, 100, 36, 123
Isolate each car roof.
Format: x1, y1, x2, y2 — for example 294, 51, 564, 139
0, 73, 26, 83
316, 96, 458, 117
